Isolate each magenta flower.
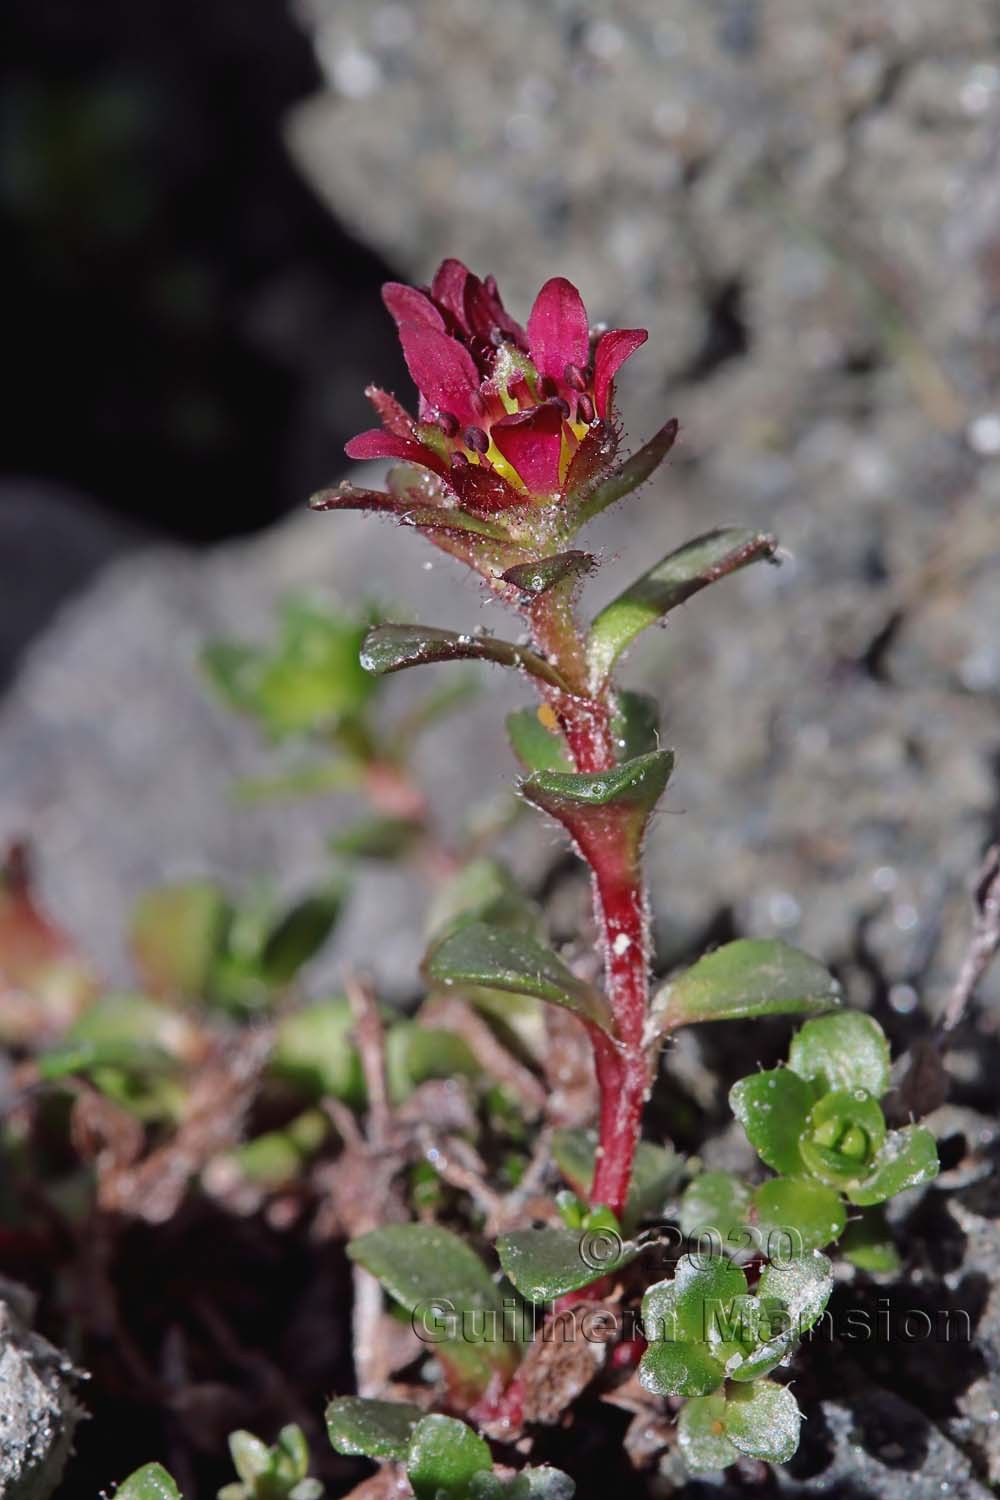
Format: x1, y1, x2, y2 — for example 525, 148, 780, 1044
344, 260, 650, 512
312, 260, 678, 574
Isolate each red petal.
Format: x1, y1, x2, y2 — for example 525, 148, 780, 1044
345, 428, 446, 475
465, 276, 527, 348
397, 323, 481, 425
593, 329, 648, 418
446, 461, 525, 515
491, 405, 564, 493
365, 385, 413, 437
431, 259, 472, 330
527, 277, 590, 382
382, 282, 445, 333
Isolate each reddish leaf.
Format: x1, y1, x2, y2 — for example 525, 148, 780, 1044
593, 329, 648, 418
527, 277, 590, 381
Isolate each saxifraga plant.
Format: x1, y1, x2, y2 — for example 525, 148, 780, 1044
309, 261, 939, 1483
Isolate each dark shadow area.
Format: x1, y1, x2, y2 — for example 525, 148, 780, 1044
1, 0, 406, 547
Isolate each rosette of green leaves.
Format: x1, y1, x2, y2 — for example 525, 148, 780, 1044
728, 1012, 938, 1256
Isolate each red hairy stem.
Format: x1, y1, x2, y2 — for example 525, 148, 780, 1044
531, 622, 652, 1219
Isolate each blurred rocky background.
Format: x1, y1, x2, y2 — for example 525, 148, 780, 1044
2, 0, 999, 1011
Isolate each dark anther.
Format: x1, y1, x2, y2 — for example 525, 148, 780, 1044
490, 325, 512, 347
451, 451, 470, 468
437, 410, 459, 438
564, 363, 587, 391
547, 396, 571, 419
464, 426, 490, 453
577, 394, 595, 424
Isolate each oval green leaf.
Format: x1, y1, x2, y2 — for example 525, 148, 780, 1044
406, 1414, 492, 1500
677, 1394, 739, 1473
724, 1380, 802, 1463
653, 939, 842, 1037
326, 1397, 424, 1461
425, 921, 613, 1033
361, 623, 572, 692
115, 1465, 182, 1500
847, 1125, 939, 1206
496, 1225, 639, 1303
729, 1068, 815, 1175
753, 1177, 847, 1252
788, 1011, 890, 1098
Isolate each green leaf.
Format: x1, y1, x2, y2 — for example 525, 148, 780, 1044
329, 816, 424, 860
360, 624, 573, 693
568, 417, 679, 529
426, 921, 613, 1033
406, 1415, 492, 1500
348, 1223, 502, 1321
725, 1380, 802, 1463
643, 1255, 748, 1345
638, 1339, 726, 1399
757, 1250, 834, 1334
326, 1396, 424, 1461
678, 1172, 752, 1248
522, 750, 673, 817
652, 939, 842, 1037
799, 1089, 887, 1188
847, 1125, 939, 1206
506, 709, 571, 773
272, 999, 365, 1105
258, 884, 346, 986
729, 1069, 814, 1175
586, 528, 778, 683
788, 1012, 891, 1098
610, 690, 660, 760
839, 1206, 901, 1273
229, 1430, 271, 1485
676, 1394, 739, 1473
500, 552, 594, 598
115, 1464, 182, 1500
496, 1225, 638, 1303
753, 1177, 847, 1253
130, 881, 229, 997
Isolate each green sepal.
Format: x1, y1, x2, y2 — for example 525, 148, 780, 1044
360, 623, 573, 693
846, 1125, 939, 1206
587, 527, 777, 684
788, 1011, 891, 1098
753, 1177, 847, 1252
566, 417, 679, 530
425, 920, 613, 1032
653, 939, 842, 1037
729, 1068, 815, 1175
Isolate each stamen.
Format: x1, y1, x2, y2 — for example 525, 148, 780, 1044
564, 363, 587, 391
547, 396, 571, 419
577, 394, 595, 424
436, 410, 459, 437
451, 451, 469, 468
464, 426, 490, 453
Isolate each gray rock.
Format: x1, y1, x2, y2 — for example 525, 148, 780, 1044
0, 1281, 82, 1500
